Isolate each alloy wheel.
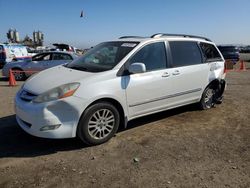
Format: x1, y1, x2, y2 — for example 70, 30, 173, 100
87, 109, 115, 140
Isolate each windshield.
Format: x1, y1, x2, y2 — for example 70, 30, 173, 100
66, 41, 139, 72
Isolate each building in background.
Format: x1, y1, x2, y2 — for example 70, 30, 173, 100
33, 30, 44, 46
6, 28, 44, 48
6, 28, 20, 43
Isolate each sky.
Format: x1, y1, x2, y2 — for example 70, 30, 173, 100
0, 0, 250, 48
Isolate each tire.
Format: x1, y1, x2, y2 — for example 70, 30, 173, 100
77, 102, 120, 145
199, 86, 216, 110
12, 68, 26, 81
214, 80, 225, 105
215, 96, 223, 104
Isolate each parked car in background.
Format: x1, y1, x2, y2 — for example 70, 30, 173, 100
240, 46, 250, 53
2, 51, 78, 80
0, 43, 31, 68
53, 43, 77, 53
217, 45, 240, 63
14, 33, 226, 145
26, 47, 38, 56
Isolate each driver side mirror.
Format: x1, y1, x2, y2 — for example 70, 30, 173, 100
128, 63, 146, 74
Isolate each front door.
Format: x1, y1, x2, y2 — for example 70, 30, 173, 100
27, 53, 52, 72
48, 53, 73, 68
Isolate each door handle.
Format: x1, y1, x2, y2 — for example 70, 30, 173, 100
172, 70, 180, 75
162, 72, 170, 77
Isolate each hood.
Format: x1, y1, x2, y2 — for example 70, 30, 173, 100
6, 60, 28, 66
23, 66, 94, 94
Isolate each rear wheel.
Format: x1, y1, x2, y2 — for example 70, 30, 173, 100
199, 86, 216, 110
77, 102, 120, 145
12, 68, 26, 81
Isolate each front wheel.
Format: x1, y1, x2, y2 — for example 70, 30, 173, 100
77, 102, 120, 145
199, 87, 216, 110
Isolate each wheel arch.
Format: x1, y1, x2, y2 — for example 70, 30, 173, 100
78, 97, 127, 132
9, 67, 25, 77
207, 79, 220, 90
202, 78, 226, 104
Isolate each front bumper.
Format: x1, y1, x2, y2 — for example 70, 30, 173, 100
15, 92, 87, 139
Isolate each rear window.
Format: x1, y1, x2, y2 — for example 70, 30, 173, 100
169, 41, 202, 67
200, 42, 222, 62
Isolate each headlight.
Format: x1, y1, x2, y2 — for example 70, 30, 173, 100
33, 82, 80, 103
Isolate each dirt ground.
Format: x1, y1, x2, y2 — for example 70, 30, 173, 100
0, 69, 250, 188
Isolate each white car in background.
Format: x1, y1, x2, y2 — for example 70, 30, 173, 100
15, 33, 226, 145
2, 51, 78, 80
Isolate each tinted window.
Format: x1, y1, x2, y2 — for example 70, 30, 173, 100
128, 42, 167, 71
169, 41, 202, 67
53, 53, 72, 60
200, 42, 222, 61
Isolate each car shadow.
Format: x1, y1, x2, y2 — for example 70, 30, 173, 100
124, 103, 199, 131
0, 115, 85, 158
0, 104, 199, 158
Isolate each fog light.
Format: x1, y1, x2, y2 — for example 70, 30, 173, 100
40, 124, 61, 131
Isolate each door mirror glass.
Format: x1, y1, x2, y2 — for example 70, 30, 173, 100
128, 63, 146, 74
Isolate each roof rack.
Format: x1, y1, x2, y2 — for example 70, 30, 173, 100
150, 33, 212, 42
119, 36, 145, 39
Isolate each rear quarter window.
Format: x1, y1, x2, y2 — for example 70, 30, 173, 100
200, 42, 222, 62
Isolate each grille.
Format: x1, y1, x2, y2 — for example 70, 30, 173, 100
20, 90, 37, 102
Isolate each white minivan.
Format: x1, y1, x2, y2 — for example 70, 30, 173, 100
15, 34, 226, 145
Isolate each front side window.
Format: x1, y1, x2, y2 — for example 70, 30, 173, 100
128, 42, 167, 71
169, 41, 202, 67
200, 42, 222, 62
32, 53, 51, 61
67, 42, 139, 72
